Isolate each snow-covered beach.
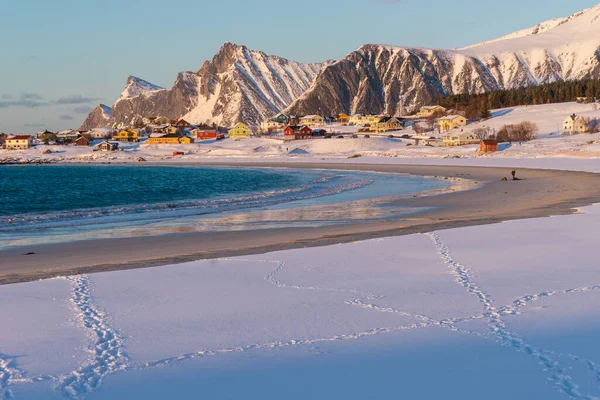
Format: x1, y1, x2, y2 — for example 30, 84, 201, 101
2, 198, 600, 399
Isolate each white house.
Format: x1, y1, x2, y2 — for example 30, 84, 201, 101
299, 115, 325, 127
442, 131, 479, 146
563, 114, 589, 134
260, 120, 285, 132
88, 129, 114, 139
95, 141, 119, 151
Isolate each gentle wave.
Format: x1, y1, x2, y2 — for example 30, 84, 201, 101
0, 177, 373, 232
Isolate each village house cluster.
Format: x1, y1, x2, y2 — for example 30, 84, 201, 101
1, 118, 225, 152
258, 112, 407, 141
1, 98, 597, 153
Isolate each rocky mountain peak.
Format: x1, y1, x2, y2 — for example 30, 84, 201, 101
116, 76, 164, 104
198, 42, 249, 76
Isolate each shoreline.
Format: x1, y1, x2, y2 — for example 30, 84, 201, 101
2, 162, 600, 285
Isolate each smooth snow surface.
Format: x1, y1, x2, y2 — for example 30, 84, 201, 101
3, 202, 600, 399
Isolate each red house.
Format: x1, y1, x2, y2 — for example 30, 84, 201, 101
75, 136, 89, 146
479, 139, 498, 153
284, 125, 313, 140
193, 129, 225, 140
175, 119, 191, 130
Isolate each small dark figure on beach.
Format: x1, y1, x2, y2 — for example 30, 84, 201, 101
511, 170, 522, 181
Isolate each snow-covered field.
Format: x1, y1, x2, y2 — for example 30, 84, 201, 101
3, 101, 600, 399
2, 102, 600, 166
2, 198, 600, 399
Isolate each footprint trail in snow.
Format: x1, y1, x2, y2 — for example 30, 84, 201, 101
3, 237, 600, 399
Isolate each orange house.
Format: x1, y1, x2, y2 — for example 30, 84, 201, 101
147, 134, 195, 144
337, 113, 350, 123
479, 139, 498, 153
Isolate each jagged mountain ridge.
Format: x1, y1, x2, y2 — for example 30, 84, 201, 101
82, 4, 600, 129
286, 4, 600, 117
80, 43, 328, 129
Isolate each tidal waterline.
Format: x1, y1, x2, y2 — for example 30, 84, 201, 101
0, 165, 451, 249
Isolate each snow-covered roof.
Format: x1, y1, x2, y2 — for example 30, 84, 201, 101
564, 114, 587, 123
301, 115, 322, 119
439, 115, 464, 121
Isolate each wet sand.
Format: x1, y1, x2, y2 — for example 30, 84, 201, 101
2, 163, 600, 285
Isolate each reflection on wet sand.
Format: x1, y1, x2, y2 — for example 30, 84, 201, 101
3, 171, 470, 249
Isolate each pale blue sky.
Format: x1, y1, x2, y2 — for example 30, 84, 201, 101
0, 0, 598, 133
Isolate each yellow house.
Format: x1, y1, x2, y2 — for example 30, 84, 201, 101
443, 131, 479, 146
349, 114, 367, 125
349, 114, 384, 126
178, 136, 194, 144
299, 115, 325, 127
366, 115, 386, 125
5, 135, 33, 150
113, 129, 139, 142
147, 134, 194, 144
371, 117, 403, 132
417, 105, 447, 118
228, 123, 250, 139
438, 115, 467, 132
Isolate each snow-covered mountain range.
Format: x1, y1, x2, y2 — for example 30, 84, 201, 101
286, 4, 600, 117
80, 43, 327, 130
81, 4, 600, 130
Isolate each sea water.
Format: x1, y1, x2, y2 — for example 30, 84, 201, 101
0, 165, 450, 248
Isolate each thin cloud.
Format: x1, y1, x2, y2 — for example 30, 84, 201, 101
0, 99, 47, 108
22, 92, 43, 100
24, 123, 47, 127
0, 93, 102, 107
55, 95, 103, 105
73, 106, 93, 114
60, 114, 74, 121
0, 92, 47, 108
